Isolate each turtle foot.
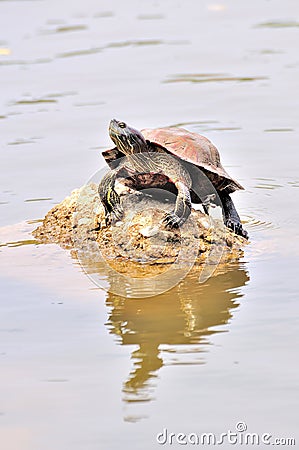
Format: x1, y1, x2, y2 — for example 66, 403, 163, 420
162, 212, 185, 229
104, 204, 124, 227
225, 219, 248, 240
113, 204, 124, 221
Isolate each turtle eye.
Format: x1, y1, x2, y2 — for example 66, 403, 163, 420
118, 122, 126, 129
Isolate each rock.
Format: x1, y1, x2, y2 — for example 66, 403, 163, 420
32, 183, 247, 276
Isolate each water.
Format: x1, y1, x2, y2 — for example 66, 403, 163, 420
0, 1, 298, 449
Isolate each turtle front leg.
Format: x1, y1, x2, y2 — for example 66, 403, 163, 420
162, 181, 192, 229
219, 191, 248, 239
98, 170, 123, 226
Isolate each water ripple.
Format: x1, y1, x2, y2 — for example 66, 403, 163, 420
137, 14, 165, 20
259, 49, 284, 54
264, 128, 293, 132
256, 20, 299, 28
46, 91, 77, 98
164, 73, 268, 84
242, 215, 275, 232
57, 39, 187, 59
93, 11, 114, 18
253, 182, 283, 190
57, 48, 102, 58
169, 120, 219, 127
168, 120, 241, 132
13, 98, 57, 105
0, 58, 52, 66
25, 197, 53, 202
41, 24, 88, 34
8, 138, 36, 145
0, 239, 39, 248
288, 181, 299, 188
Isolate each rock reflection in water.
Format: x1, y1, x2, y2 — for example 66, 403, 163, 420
102, 263, 249, 403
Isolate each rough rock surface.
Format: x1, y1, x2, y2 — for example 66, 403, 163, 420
33, 183, 247, 274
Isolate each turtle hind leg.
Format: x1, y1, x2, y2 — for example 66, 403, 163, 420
162, 181, 192, 229
219, 191, 248, 239
98, 170, 124, 226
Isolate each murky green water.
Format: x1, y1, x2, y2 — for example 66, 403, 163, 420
0, 1, 298, 449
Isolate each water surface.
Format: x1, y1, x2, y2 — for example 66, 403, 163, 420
0, 1, 298, 449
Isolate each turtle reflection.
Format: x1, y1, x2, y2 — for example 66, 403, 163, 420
105, 263, 249, 403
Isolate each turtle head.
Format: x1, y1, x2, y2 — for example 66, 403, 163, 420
109, 119, 147, 155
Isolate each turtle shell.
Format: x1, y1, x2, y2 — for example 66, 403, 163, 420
141, 127, 244, 193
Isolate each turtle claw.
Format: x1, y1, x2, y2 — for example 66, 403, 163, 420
104, 205, 124, 227
162, 212, 183, 229
113, 204, 124, 221
225, 219, 248, 240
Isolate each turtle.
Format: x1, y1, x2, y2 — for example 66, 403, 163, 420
98, 119, 248, 239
